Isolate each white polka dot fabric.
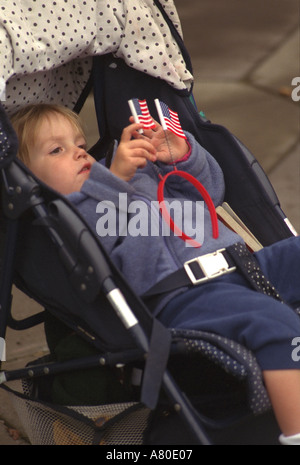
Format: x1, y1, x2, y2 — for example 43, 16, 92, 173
0, 0, 193, 115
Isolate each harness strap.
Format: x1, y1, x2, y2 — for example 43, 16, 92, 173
144, 249, 236, 298
143, 243, 284, 308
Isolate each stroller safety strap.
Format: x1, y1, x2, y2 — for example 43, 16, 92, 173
143, 248, 236, 298
143, 242, 283, 303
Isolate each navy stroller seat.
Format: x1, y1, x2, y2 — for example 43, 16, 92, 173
0, 0, 297, 445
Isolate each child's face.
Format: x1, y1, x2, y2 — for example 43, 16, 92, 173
28, 112, 95, 195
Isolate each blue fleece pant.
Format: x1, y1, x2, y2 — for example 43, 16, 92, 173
159, 236, 300, 370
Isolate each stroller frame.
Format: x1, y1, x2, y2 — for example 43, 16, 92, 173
0, 153, 211, 445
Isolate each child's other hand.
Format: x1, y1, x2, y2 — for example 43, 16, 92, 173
138, 117, 189, 164
110, 122, 157, 181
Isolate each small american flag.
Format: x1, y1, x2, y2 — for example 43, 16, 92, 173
155, 99, 187, 139
128, 99, 156, 129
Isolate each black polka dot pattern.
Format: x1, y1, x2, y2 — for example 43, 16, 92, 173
0, 1, 193, 115
171, 328, 271, 415
227, 242, 284, 302
0, 120, 11, 167
0, 102, 18, 167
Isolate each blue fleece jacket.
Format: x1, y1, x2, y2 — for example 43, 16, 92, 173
68, 132, 242, 314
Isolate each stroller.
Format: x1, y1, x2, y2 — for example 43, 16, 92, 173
0, 0, 297, 445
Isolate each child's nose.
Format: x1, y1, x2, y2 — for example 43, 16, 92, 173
74, 146, 87, 159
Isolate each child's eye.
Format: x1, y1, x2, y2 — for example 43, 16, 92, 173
49, 147, 62, 155
78, 143, 87, 151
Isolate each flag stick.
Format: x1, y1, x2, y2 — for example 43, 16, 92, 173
154, 99, 176, 167
128, 100, 144, 134
154, 99, 168, 131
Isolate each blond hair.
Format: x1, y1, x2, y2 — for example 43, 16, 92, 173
10, 104, 86, 164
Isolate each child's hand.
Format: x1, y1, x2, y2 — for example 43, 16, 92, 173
138, 118, 189, 164
110, 123, 157, 181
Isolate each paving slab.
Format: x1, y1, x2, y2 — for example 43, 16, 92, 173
192, 81, 299, 171
249, 30, 299, 91
175, 0, 299, 230
176, 0, 299, 81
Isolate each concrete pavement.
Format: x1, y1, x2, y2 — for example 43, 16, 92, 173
0, 0, 299, 445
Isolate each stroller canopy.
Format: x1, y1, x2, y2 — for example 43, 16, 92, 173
0, 0, 193, 115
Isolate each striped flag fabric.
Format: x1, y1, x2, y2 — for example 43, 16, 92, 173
128, 99, 156, 129
154, 99, 187, 139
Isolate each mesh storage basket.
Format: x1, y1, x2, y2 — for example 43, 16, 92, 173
6, 380, 151, 445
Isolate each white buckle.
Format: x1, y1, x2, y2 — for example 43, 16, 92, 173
184, 248, 236, 285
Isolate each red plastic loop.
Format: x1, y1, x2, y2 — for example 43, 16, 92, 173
157, 170, 219, 248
